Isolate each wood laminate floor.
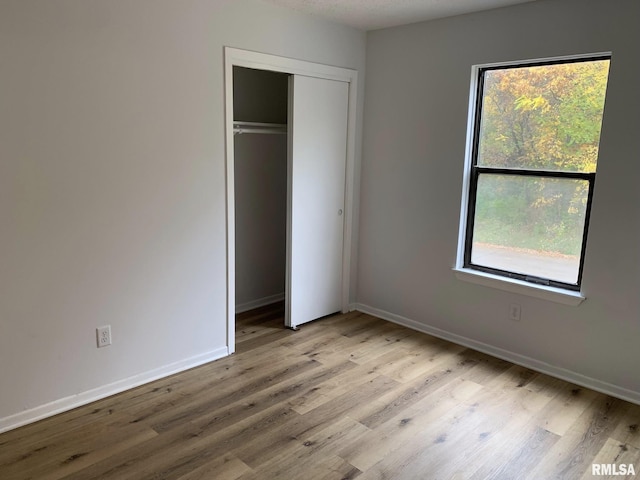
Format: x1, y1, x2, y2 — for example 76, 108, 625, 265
1, 304, 640, 479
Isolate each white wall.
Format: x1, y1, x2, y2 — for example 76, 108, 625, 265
0, 0, 365, 430
358, 0, 640, 401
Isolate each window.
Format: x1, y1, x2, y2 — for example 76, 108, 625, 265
460, 55, 610, 291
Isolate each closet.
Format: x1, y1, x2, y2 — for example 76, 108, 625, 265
233, 67, 288, 314
227, 48, 355, 336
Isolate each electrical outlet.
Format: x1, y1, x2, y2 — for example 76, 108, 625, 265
509, 304, 521, 321
96, 325, 112, 348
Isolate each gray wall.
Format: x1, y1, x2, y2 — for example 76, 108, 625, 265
358, 0, 640, 399
234, 133, 287, 309
234, 66, 288, 124
0, 0, 365, 428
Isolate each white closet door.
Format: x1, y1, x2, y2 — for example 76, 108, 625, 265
286, 75, 349, 329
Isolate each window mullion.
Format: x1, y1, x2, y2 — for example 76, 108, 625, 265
475, 167, 595, 181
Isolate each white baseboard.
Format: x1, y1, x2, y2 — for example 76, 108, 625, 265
236, 293, 285, 313
355, 303, 640, 406
0, 346, 229, 434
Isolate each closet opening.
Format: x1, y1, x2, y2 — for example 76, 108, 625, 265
233, 66, 289, 321
225, 47, 358, 351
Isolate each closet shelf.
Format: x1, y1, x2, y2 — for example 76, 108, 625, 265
233, 121, 287, 135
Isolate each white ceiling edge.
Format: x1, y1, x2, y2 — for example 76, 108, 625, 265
262, 0, 540, 31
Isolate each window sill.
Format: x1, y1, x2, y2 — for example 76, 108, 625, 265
453, 267, 585, 306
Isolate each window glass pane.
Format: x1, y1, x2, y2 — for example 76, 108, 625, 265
477, 60, 609, 172
471, 174, 589, 284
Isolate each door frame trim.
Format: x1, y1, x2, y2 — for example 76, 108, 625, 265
224, 47, 358, 351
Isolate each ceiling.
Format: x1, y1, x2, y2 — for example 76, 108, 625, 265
263, 0, 539, 31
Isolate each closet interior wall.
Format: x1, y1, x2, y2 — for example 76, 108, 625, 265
233, 67, 289, 313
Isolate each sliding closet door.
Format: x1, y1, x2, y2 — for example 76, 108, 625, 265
286, 75, 349, 329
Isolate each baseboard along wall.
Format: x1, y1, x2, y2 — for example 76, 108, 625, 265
236, 293, 285, 314
354, 303, 640, 406
0, 347, 229, 434
5, 301, 637, 434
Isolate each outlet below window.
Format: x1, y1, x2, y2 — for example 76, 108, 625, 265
96, 325, 112, 348
509, 304, 521, 321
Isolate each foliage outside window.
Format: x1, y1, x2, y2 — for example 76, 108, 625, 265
463, 56, 610, 290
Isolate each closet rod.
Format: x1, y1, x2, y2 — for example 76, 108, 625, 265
234, 128, 287, 135
233, 121, 287, 136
